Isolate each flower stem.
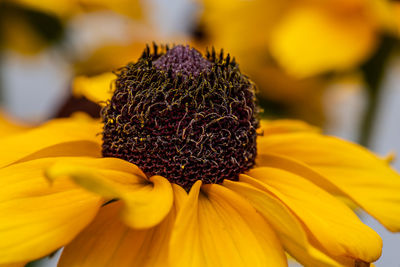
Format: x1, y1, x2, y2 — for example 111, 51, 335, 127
359, 84, 380, 146
359, 36, 397, 146
0, 54, 3, 105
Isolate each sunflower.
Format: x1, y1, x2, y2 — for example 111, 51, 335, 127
1, 44, 400, 267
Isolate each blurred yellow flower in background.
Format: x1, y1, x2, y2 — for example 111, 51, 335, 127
0, 0, 142, 54
200, 0, 398, 78
392, 2, 400, 36
72, 72, 114, 105
0, 1, 64, 54
269, 0, 398, 78
10, 0, 142, 20
73, 42, 147, 76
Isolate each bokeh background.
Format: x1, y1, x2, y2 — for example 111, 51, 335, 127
0, 0, 399, 266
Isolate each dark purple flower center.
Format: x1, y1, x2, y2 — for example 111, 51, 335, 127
101, 44, 259, 191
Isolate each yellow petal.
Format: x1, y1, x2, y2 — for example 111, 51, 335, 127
0, 111, 30, 139
74, 42, 147, 75
395, 3, 400, 34
224, 179, 350, 267
0, 118, 102, 169
383, 151, 396, 164
259, 132, 400, 232
46, 158, 173, 229
259, 119, 320, 136
13, 0, 142, 19
269, 5, 376, 77
58, 184, 185, 267
73, 72, 115, 105
201, 0, 286, 61
257, 153, 365, 213
81, 0, 143, 20
0, 158, 102, 264
15, 141, 101, 166
12, 0, 79, 17
255, 153, 341, 193
0, 263, 26, 267
170, 181, 287, 267
368, 0, 400, 34
245, 167, 382, 263
171, 183, 188, 213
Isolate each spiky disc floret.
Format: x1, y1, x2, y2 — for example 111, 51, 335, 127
102, 44, 259, 191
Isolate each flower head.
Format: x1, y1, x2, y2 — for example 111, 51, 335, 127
1, 44, 400, 267
102, 44, 258, 190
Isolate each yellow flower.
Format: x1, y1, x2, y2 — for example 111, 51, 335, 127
10, 0, 142, 20
73, 42, 148, 76
0, 0, 142, 54
268, 0, 399, 78
1, 45, 399, 267
394, 3, 400, 34
200, 0, 399, 78
72, 72, 115, 105
0, 2, 64, 54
